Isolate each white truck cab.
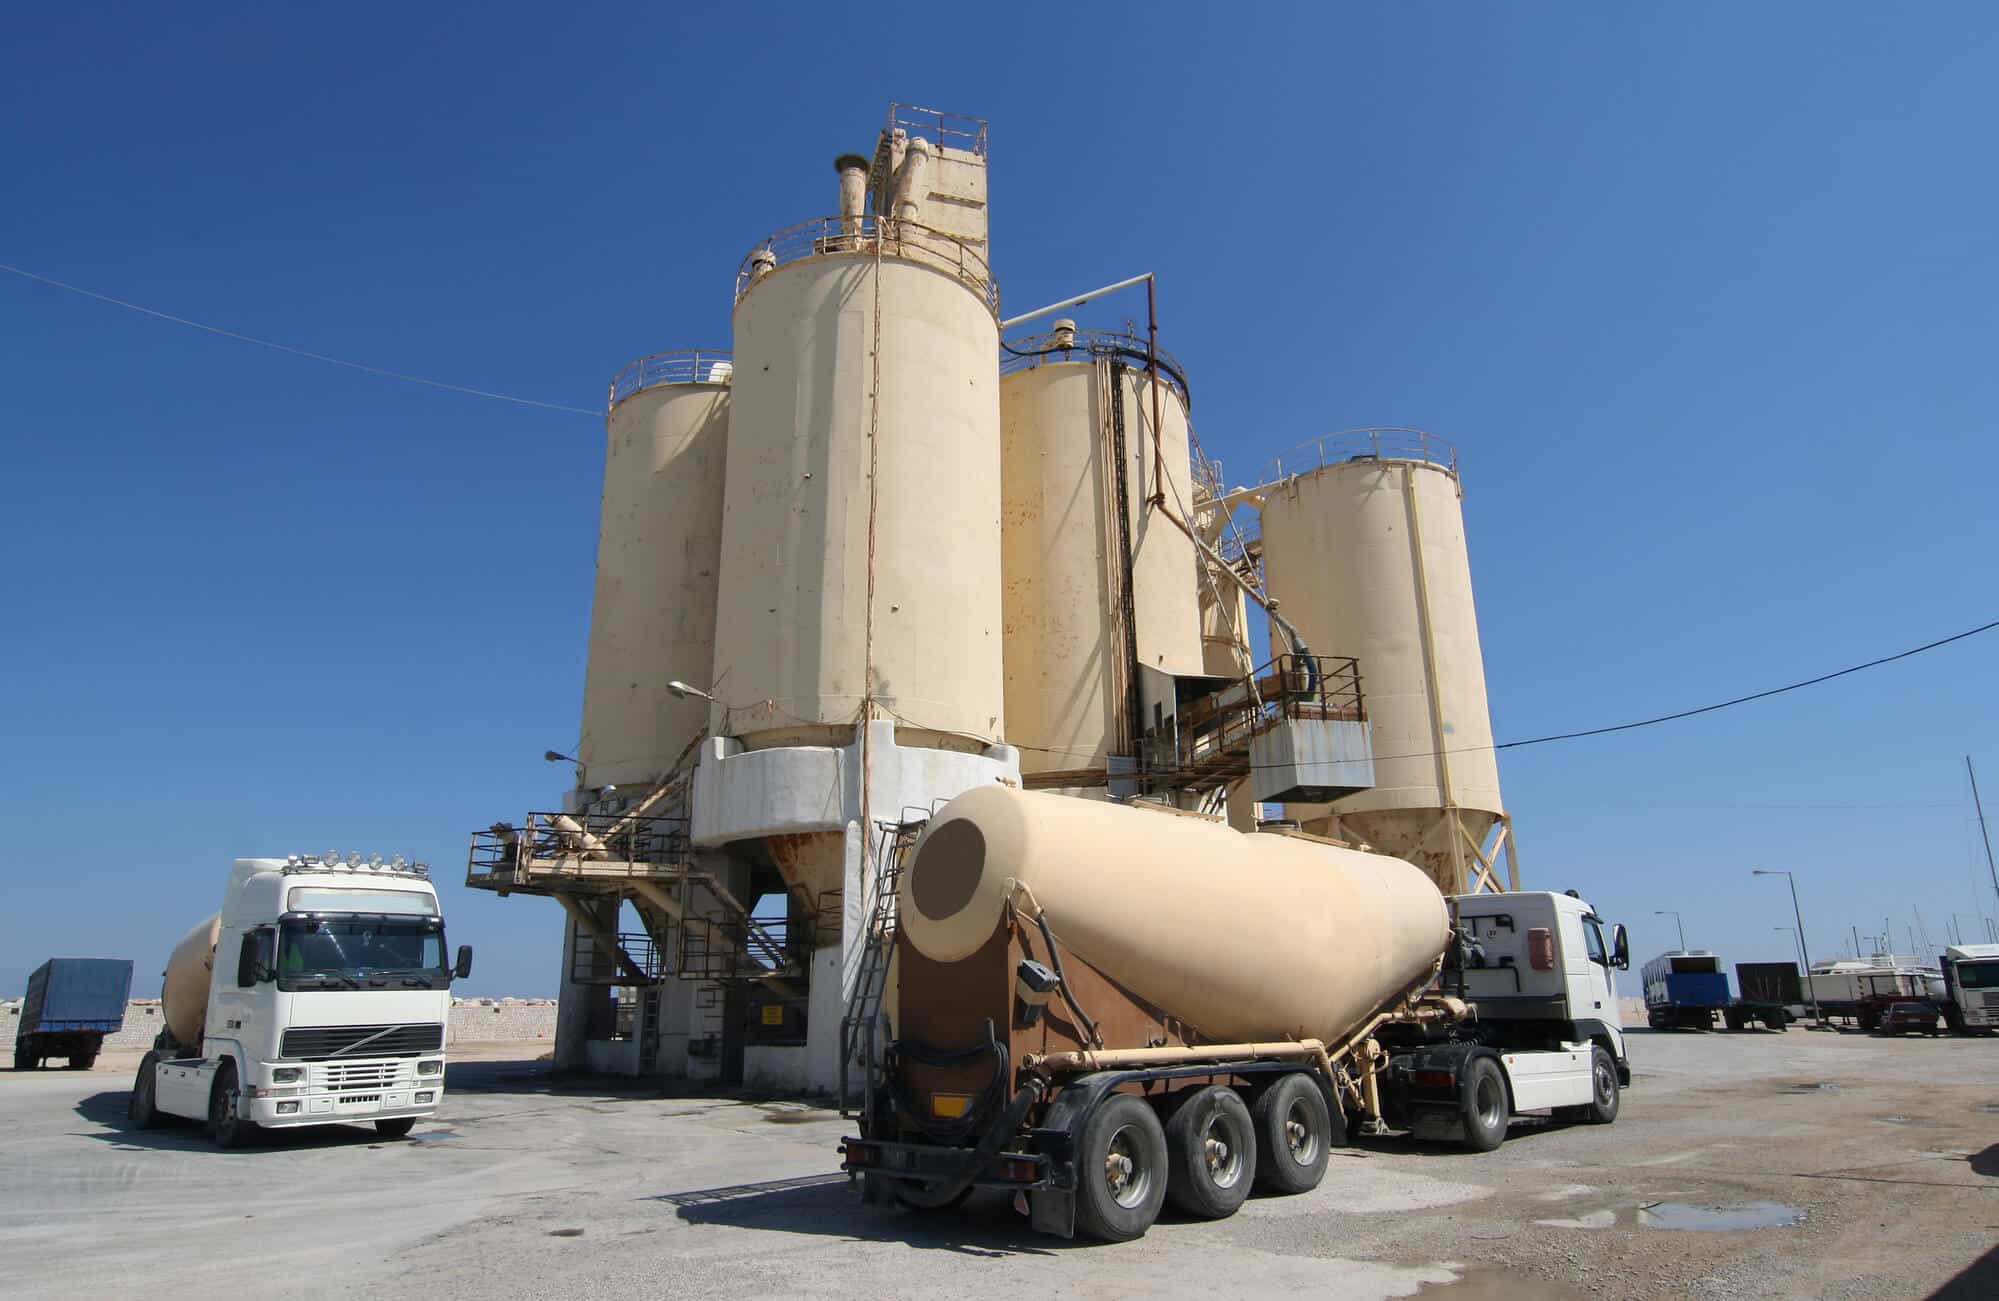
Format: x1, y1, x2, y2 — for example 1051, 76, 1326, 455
131, 853, 471, 1148
1397, 889, 1630, 1146
1940, 943, 1999, 1033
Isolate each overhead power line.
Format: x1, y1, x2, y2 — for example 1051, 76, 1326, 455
0, 262, 598, 416
1492, 617, 1999, 753
996, 616, 1999, 768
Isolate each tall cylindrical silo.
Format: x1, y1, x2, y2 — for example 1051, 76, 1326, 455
1258, 430, 1506, 893
710, 220, 1005, 755
577, 352, 732, 788
998, 335, 1203, 780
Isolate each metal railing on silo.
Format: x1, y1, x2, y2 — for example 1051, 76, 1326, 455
1265, 428, 1458, 485
732, 216, 998, 313
605, 349, 734, 413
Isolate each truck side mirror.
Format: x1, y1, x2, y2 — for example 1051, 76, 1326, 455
1611, 924, 1631, 970
237, 930, 274, 986
453, 945, 474, 980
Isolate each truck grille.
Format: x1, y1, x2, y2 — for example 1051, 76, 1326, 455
281, 1024, 443, 1060
319, 1062, 408, 1089
1982, 993, 1999, 1009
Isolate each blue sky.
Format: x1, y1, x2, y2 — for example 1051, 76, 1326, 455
3, 5, 1995, 999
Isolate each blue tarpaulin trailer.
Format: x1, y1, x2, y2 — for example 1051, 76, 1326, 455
15, 958, 133, 1070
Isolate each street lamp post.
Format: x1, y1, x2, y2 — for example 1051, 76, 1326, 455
1655, 910, 1687, 951
1755, 870, 1821, 1025
1775, 925, 1804, 971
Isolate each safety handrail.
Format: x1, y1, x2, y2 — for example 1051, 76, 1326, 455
1000, 328, 1191, 407
733, 215, 998, 313
1266, 428, 1458, 483
607, 349, 734, 411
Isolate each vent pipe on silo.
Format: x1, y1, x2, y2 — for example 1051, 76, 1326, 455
1051, 318, 1077, 349
834, 153, 870, 235
894, 136, 931, 222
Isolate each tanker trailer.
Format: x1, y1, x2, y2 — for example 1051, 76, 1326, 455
129, 853, 473, 1148
838, 786, 1631, 1241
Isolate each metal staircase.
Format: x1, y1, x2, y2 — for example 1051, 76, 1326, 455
839, 814, 929, 1117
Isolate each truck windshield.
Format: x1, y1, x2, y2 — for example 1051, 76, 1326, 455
1957, 962, 1999, 990
278, 918, 448, 988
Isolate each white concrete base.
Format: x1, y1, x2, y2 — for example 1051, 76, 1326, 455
692, 720, 1021, 1094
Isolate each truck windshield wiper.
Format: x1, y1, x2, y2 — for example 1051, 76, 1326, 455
301, 973, 362, 990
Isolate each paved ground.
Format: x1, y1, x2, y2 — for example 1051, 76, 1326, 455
2, 1031, 1993, 1299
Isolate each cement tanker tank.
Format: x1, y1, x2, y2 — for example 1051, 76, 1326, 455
898, 785, 1449, 1044
161, 914, 220, 1049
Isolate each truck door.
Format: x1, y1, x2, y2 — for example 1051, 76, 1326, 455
1577, 916, 1613, 1021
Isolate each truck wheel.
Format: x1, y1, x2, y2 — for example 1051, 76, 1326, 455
374, 1118, 418, 1139
1578, 1046, 1620, 1124
1460, 1056, 1510, 1151
13, 1043, 33, 1071
1251, 1073, 1333, 1195
70, 1052, 99, 1071
129, 1052, 163, 1129
1163, 1085, 1255, 1220
1074, 1093, 1168, 1242
208, 1063, 259, 1150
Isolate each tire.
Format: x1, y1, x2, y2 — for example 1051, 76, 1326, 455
1459, 1056, 1510, 1152
207, 1062, 259, 1150
374, 1117, 418, 1139
894, 1182, 974, 1212
129, 1052, 163, 1129
1074, 1093, 1169, 1242
14, 1042, 35, 1071
1251, 1073, 1333, 1195
69, 1052, 98, 1071
1163, 1086, 1256, 1220
1577, 1046, 1620, 1125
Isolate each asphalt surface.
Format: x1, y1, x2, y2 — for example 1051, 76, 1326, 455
2, 1031, 1994, 1299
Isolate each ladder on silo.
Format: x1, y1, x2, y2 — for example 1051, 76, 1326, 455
839, 814, 928, 1118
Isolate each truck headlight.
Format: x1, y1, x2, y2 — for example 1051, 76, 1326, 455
417, 1059, 442, 1076
272, 1067, 303, 1084
415, 1091, 435, 1104
276, 1101, 300, 1115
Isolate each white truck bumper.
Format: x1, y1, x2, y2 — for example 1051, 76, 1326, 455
247, 1055, 445, 1127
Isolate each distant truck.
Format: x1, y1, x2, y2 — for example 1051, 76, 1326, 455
838, 789, 1630, 1242
14, 958, 134, 1070
1722, 962, 1797, 1031
1641, 951, 1730, 1030
129, 853, 471, 1148
1938, 943, 1999, 1035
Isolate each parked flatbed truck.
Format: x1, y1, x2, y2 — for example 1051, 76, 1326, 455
14, 958, 134, 1070
838, 788, 1630, 1241
1723, 961, 1797, 1031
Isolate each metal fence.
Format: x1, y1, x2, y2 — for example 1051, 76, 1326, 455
606, 349, 733, 411
1266, 427, 1458, 483
733, 215, 998, 312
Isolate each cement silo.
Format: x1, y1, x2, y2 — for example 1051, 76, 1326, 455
999, 330, 1203, 782
711, 214, 1005, 754
576, 352, 732, 789
1258, 430, 1513, 894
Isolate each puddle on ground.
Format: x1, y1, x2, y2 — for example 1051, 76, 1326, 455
759, 1106, 837, 1125
1781, 1081, 1840, 1094
547, 1227, 585, 1238
408, 1130, 462, 1143
1416, 1268, 1588, 1299
1537, 1201, 1805, 1232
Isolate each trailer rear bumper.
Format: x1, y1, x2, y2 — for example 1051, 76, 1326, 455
839, 1137, 1052, 1191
